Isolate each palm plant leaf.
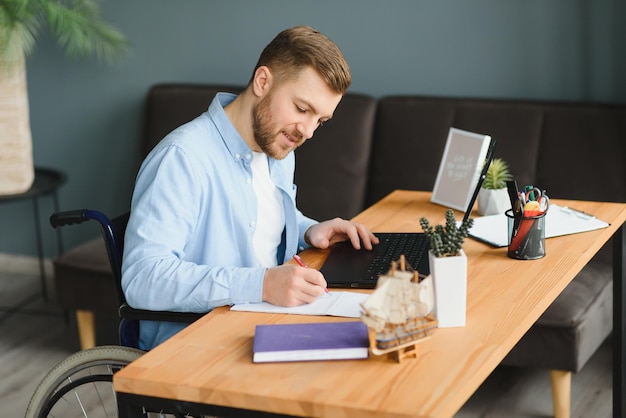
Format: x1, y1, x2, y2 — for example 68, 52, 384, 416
43, 0, 129, 62
0, 0, 129, 69
0, 0, 41, 66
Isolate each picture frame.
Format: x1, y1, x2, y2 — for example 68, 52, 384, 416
431, 128, 492, 211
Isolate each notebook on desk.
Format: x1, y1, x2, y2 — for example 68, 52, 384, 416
320, 130, 496, 289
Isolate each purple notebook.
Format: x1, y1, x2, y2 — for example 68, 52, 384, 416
252, 321, 370, 363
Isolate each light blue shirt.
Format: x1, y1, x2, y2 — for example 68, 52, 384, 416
121, 93, 317, 349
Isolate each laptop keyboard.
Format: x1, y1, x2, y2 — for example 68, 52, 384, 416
364, 233, 430, 281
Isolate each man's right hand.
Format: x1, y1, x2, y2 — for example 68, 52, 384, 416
262, 264, 328, 306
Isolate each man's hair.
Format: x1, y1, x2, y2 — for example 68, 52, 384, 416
250, 26, 351, 94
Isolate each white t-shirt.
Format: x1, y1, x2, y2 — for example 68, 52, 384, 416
251, 152, 285, 267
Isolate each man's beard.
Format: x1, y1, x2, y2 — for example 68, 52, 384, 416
252, 93, 302, 160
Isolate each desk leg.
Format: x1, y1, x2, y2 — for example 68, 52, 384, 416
32, 197, 47, 300
614, 224, 625, 418
52, 189, 64, 253
116, 393, 144, 418
30, 190, 64, 301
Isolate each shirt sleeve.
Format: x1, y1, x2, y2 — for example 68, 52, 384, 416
121, 143, 265, 313
296, 210, 317, 251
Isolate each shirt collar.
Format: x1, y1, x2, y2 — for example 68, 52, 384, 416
209, 92, 254, 161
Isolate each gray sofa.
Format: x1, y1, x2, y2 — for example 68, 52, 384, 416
53, 83, 625, 417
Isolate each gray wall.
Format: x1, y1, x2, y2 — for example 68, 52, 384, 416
2, 0, 624, 257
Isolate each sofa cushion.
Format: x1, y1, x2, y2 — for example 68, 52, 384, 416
367, 97, 456, 205
449, 100, 543, 189
294, 93, 377, 221
142, 83, 244, 159
502, 260, 613, 372
535, 104, 626, 203
366, 97, 544, 206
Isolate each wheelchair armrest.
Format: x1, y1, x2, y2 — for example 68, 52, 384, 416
118, 303, 203, 323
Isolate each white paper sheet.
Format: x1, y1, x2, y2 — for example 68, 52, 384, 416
230, 291, 368, 318
468, 204, 610, 247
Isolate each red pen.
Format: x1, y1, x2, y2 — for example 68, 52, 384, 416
293, 255, 329, 293
293, 254, 307, 268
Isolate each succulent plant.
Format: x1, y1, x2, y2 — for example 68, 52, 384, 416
420, 210, 473, 257
482, 158, 513, 190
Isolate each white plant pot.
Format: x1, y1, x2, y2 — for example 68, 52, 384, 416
477, 187, 511, 216
428, 249, 467, 328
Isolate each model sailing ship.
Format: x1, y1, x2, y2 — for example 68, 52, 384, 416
360, 255, 438, 362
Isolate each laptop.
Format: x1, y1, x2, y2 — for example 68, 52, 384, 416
320, 134, 496, 289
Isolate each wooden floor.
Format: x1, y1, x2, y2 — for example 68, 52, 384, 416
0, 255, 612, 418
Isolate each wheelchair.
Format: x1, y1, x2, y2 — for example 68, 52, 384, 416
25, 210, 202, 418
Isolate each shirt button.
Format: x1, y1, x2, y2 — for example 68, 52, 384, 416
234, 153, 240, 160
245, 153, 252, 160
246, 178, 251, 184
250, 220, 256, 227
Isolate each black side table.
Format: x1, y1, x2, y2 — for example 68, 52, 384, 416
0, 167, 67, 300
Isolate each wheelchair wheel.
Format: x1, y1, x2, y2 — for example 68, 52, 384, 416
25, 345, 144, 418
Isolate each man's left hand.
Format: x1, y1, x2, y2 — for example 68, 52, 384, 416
305, 218, 379, 250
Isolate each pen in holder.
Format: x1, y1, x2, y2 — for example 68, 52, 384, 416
505, 209, 546, 260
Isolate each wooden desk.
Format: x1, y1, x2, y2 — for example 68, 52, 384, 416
114, 190, 626, 418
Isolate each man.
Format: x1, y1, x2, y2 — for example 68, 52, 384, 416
122, 26, 378, 350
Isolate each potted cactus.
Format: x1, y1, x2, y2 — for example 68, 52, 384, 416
478, 158, 513, 216
420, 209, 473, 258
420, 210, 473, 327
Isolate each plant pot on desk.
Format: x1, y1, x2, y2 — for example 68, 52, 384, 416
477, 187, 511, 216
429, 249, 467, 327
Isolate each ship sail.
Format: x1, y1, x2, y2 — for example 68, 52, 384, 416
361, 271, 433, 324
360, 257, 437, 351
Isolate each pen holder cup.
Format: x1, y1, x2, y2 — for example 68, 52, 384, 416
505, 209, 546, 260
